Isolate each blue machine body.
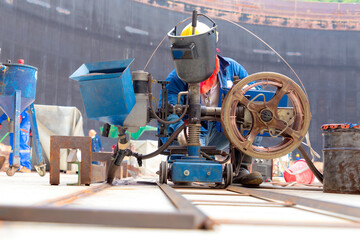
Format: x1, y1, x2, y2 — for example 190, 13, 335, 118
169, 155, 223, 183
70, 59, 136, 126
169, 88, 288, 184
0, 63, 37, 118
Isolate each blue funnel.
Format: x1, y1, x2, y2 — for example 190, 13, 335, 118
70, 59, 136, 126
0, 63, 38, 119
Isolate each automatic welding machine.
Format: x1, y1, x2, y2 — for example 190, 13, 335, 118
70, 11, 311, 187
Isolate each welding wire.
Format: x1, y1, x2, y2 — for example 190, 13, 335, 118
218, 17, 308, 99
144, 14, 308, 99
143, 17, 192, 71
302, 132, 321, 160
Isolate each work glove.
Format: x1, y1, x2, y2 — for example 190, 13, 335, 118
177, 129, 187, 146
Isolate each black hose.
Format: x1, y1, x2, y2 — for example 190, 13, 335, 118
200, 151, 213, 160
134, 123, 186, 160
201, 151, 230, 164
298, 144, 323, 183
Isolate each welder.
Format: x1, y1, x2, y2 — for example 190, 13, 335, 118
160, 22, 263, 186
89, 129, 103, 152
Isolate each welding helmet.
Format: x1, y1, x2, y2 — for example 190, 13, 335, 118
181, 21, 218, 42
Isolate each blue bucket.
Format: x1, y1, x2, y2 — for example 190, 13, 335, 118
0, 63, 38, 119
70, 59, 136, 126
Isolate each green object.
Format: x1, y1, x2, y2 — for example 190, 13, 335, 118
100, 125, 157, 140
0, 132, 9, 143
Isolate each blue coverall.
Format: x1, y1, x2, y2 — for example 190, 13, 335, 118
91, 134, 102, 152
0, 108, 31, 170
160, 55, 261, 144
159, 55, 261, 166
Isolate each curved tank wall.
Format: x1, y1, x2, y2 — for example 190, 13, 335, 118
0, 0, 359, 156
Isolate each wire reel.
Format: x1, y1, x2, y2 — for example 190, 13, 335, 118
221, 72, 311, 159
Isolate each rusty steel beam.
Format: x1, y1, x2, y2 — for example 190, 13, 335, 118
91, 152, 112, 173
227, 185, 360, 220
0, 205, 195, 229
157, 183, 214, 230
213, 218, 360, 228
35, 183, 110, 207
50, 136, 92, 185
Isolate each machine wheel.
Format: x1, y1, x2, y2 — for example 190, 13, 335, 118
35, 164, 46, 177
159, 161, 168, 184
38, 170, 46, 177
6, 167, 17, 176
221, 72, 311, 159
224, 163, 233, 187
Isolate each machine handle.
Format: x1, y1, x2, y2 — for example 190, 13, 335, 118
197, 13, 217, 28
171, 13, 217, 36
192, 10, 197, 35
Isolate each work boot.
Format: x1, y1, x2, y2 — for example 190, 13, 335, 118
233, 168, 263, 186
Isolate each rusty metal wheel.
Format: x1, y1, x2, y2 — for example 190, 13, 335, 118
221, 72, 311, 159
159, 161, 168, 184
6, 166, 17, 176
224, 163, 233, 187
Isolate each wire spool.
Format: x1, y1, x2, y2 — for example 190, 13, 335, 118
221, 72, 311, 159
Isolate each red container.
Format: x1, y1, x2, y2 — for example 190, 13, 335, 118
284, 159, 314, 184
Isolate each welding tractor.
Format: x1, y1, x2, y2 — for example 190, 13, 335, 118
71, 11, 311, 187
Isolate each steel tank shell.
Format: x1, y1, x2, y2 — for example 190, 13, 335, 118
1, 0, 360, 153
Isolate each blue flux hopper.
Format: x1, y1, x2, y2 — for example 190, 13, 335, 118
70, 59, 136, 126
0, 63, 44, 173
0, 63, 37, 118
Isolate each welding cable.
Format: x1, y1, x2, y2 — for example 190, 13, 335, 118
201, 151, 230, 164
298, 144, 323, 183
133, 123, 186, 160
148, 74, 189, 125
200, 151, 215, 161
